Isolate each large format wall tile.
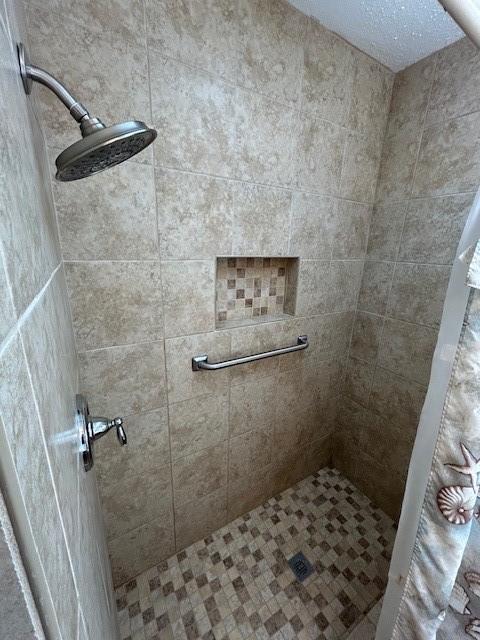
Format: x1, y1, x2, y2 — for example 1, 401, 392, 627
0, 255, 16, 344
235, 89, 297, 186
0, 494, 38, 640
54, 161, 157, 261
175, 487, 228, 551
366, 202, 408, 261
228, 321, 287, 383
95, 408, 170, 491
162, 260, 215, 338
386, 263, 451, 328
285, 312, 353, 365
66, 261, 164, 350
0, 334, 77, 640
369, 368, 427, 431
169, 392, 229, 461
20, 268, 78, 545
413, 111, 480, 197
295, 115, 345, 194
172, 442, 228, 507
289, 193, 337, 260
156, 169, 233, 259
350, 312, 384, 363
165, 332, 231, 403
348, 50, 393, 134
100, 465, 173, 540
399, 194, 473, 265
0, 50, 61, 316
229, 375, 276, 437
388, 55, 436, 132
227, 463, 277, 520
358, 261, 395, 315
295, 261, 331, 316
375, 124, 421, 203
232, 183, 291, 256
108, 516, 175, 586
426, 38, 480, 126
344, 356, 375, 406
79, 341, 167, 416
332, 201, 371, 260
238, 0, 305, 106
378, 318, 437, 385
145, 0, 240, 83
340, 131, 382, 204
150, 55, 237, 176
329, 261, 363, 313
301, 20, 354, 125
228, 426, 274, 482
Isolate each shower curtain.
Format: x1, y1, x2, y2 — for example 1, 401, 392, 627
376, 189, 480, 640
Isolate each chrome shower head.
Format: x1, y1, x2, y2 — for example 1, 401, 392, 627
55, 121, 157, 181
17, 43, 157, 181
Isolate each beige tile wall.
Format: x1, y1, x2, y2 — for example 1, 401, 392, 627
25, 0, 393, 585
334, 37, 480, 520
0, 1, 118, 638
0, 490, 43, 639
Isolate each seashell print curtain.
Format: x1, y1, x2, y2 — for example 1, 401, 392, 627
376, 190, 480, 640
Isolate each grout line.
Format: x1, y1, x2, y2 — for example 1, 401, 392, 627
329, 62, 394, 417
0, 264, 62, 358
422, 106, 480, 132
64, 259, 161, 264
344, 52, 444, 414
362, 259, 455, 268
362, 53, 441, 397
143, 3, 178, 555
17, 324, 84, 621
0, 408, 64, 640
149, 162, 378, 206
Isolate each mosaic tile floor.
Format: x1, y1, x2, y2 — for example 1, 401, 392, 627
116, 468, 396, 640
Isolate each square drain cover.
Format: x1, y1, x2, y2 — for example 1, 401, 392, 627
288, 552, 314, 582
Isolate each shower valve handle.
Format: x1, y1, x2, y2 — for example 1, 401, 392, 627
114, 419, 127, 446
88, 416, 127, 446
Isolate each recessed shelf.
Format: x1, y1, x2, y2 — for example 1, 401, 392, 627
215, 257, 299, 329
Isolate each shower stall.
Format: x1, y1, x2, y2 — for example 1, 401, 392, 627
1, 1, 480, 639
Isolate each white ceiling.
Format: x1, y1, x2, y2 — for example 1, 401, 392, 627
288, 0, 465, 71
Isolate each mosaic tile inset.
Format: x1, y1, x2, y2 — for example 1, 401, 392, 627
216, 258, 294, 325
116, 468, 396, 640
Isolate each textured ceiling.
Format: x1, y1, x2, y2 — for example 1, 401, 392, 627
287, 0, 465, 71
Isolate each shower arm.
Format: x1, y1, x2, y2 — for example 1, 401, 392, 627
23, 64, 89, 122
17, 42, 106, 137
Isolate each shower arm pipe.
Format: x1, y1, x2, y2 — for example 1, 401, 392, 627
438, 0, 480, 49
17, 43, 89, 122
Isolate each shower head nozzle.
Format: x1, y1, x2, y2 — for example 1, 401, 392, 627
55, 121, 157, 181
17, 43, 157, 181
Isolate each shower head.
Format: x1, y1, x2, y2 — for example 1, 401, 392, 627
55, 121, 157, 181
17, 43, 157, 181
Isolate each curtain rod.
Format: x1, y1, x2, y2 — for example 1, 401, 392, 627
438, 0, 480, 48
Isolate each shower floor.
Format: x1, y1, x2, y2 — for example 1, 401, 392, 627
115, 468, 396, 640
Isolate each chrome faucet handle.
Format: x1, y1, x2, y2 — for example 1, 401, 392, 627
77, 395, 127, 472
88, 416, 127, 446
113, 418, 127, 446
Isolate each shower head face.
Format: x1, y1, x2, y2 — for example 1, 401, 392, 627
55, 121, 157, 181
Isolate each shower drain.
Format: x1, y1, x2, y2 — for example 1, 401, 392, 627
288, 552, 314, 582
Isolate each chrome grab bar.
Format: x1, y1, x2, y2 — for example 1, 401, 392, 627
192, 335, 309, 371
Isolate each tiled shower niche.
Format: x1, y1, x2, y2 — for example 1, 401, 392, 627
216, 257, 299, 328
